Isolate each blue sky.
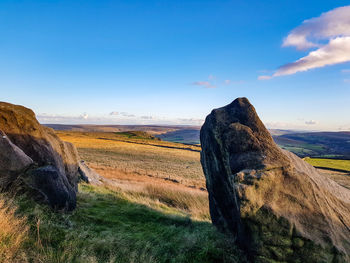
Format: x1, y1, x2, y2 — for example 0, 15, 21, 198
0, 0, 349, 130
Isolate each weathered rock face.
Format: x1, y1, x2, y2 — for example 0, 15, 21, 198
200, 98, 350, 262
78, 161, 103, 186
0, 130, 33, 186
0, 102, 80, 210
25, 166, 77, 210
0, 102, 80, 190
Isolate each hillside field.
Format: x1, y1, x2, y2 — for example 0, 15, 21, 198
0, 130, 247, 263
3, 130, 350, 262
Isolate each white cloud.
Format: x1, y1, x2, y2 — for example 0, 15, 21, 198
141, 116, 153, 119
37, 112, 204, 126
259, 6, 350, 79
344, 79, 350, 83
192, 81, 216, 89
258, 75, 272, 80
109, 111, 119, 116
37, 113, 91, 123
305, 120, 318, 125
120, 112, 135, 117
81, 113, 89, 120
275, 37, 350, 76
283, 6, 350, 50
341, 69, 350, 73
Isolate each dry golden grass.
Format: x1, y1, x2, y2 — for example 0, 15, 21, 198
57, 131, 205, 187
104, 180, 210, 221
57, 132, 203, 186
57, 131, 209, 220
0, 196, 28, 262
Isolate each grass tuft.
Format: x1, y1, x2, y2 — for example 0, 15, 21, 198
0, 195, 28, 263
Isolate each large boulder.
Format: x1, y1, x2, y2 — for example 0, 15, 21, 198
0, 102, 80, 210
0, 102, 80, 190
200, 98, 350, 262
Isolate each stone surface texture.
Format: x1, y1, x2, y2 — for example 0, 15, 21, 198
200, 97, 350, 262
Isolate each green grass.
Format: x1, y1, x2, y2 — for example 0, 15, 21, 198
115, 131, 160, 140
304, 158, 350, 172
15, 184, 245, 263
279, 144, 325, 157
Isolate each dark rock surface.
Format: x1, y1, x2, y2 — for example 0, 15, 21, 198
24, 166, 76, 211
0, 130, 33, 187
200, 97, 350, 262
0, 101, 80, 210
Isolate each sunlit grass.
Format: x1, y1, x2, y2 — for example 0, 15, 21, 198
0, 195, 28, 263
305, 158, 350, 172
57, 131, 204, 186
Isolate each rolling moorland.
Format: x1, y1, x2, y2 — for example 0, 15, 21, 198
1, 125, 349, 262
46, 124, 350, 158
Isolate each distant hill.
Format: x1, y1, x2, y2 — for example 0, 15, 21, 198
46, 124, 350, 157
273, 131, 350, 158
45, 124, 200, 135
157, 129, 200, 145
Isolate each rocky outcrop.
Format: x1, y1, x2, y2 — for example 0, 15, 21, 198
200, 98, 350, 262
0, 102, 80, 210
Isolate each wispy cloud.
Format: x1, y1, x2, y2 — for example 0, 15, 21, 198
192, 81, 216, 89
37, 112, 203, 126
120, 112, 135, 117
342, 69, 350, 73
140, 115, 153, 120
344, 79, 350, 83
258, 75, 272, 80
305, 120, 318, 125
259, 5, 350, 79
37, 113, 92, 123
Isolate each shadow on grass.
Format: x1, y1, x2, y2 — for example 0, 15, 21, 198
17, 184, 245, 263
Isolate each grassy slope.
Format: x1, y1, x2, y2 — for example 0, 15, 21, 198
13, 184, 244, 263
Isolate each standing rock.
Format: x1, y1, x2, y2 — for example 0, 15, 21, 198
200, 97, 350, 262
